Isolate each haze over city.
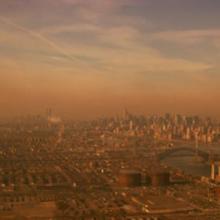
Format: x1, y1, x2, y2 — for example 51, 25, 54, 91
2, 1, 220, 219
0, 0, 220, 119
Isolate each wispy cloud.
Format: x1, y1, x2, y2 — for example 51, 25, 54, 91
0, 16, 79, 62
152, 29, 220, 44
39, 22, 212, 74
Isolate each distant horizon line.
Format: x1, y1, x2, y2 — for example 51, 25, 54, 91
1, 110, 219, 122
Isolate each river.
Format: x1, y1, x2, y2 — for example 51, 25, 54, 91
161, 150, 210, 177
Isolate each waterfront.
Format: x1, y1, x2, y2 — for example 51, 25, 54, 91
162, 149, 210, 177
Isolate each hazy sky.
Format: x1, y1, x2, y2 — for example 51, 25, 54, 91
0, 0, 220, 119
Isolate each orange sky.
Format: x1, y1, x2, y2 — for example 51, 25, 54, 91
0, 0, 220, 119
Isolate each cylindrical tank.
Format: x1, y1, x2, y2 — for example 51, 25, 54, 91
213, 187, 220, 200
145, 175, 151, 186
151, 172, 170, 187
117, 171, 142, 187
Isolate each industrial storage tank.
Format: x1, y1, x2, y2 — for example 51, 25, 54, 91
212, 187, 220, 200
151, 172, 170, 187
117, 170, 142, 187
145, 174, 151, 186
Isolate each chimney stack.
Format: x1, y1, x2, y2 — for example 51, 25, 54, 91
211, 162, 215, 180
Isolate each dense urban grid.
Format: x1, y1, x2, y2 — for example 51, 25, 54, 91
0, 111, 220, 219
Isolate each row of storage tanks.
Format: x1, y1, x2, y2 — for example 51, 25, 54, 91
117, 170, 170, 187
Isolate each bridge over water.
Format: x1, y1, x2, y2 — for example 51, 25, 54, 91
157, 146, 220, 163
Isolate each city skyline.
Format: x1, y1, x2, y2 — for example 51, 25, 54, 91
1, 0, 220, 119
